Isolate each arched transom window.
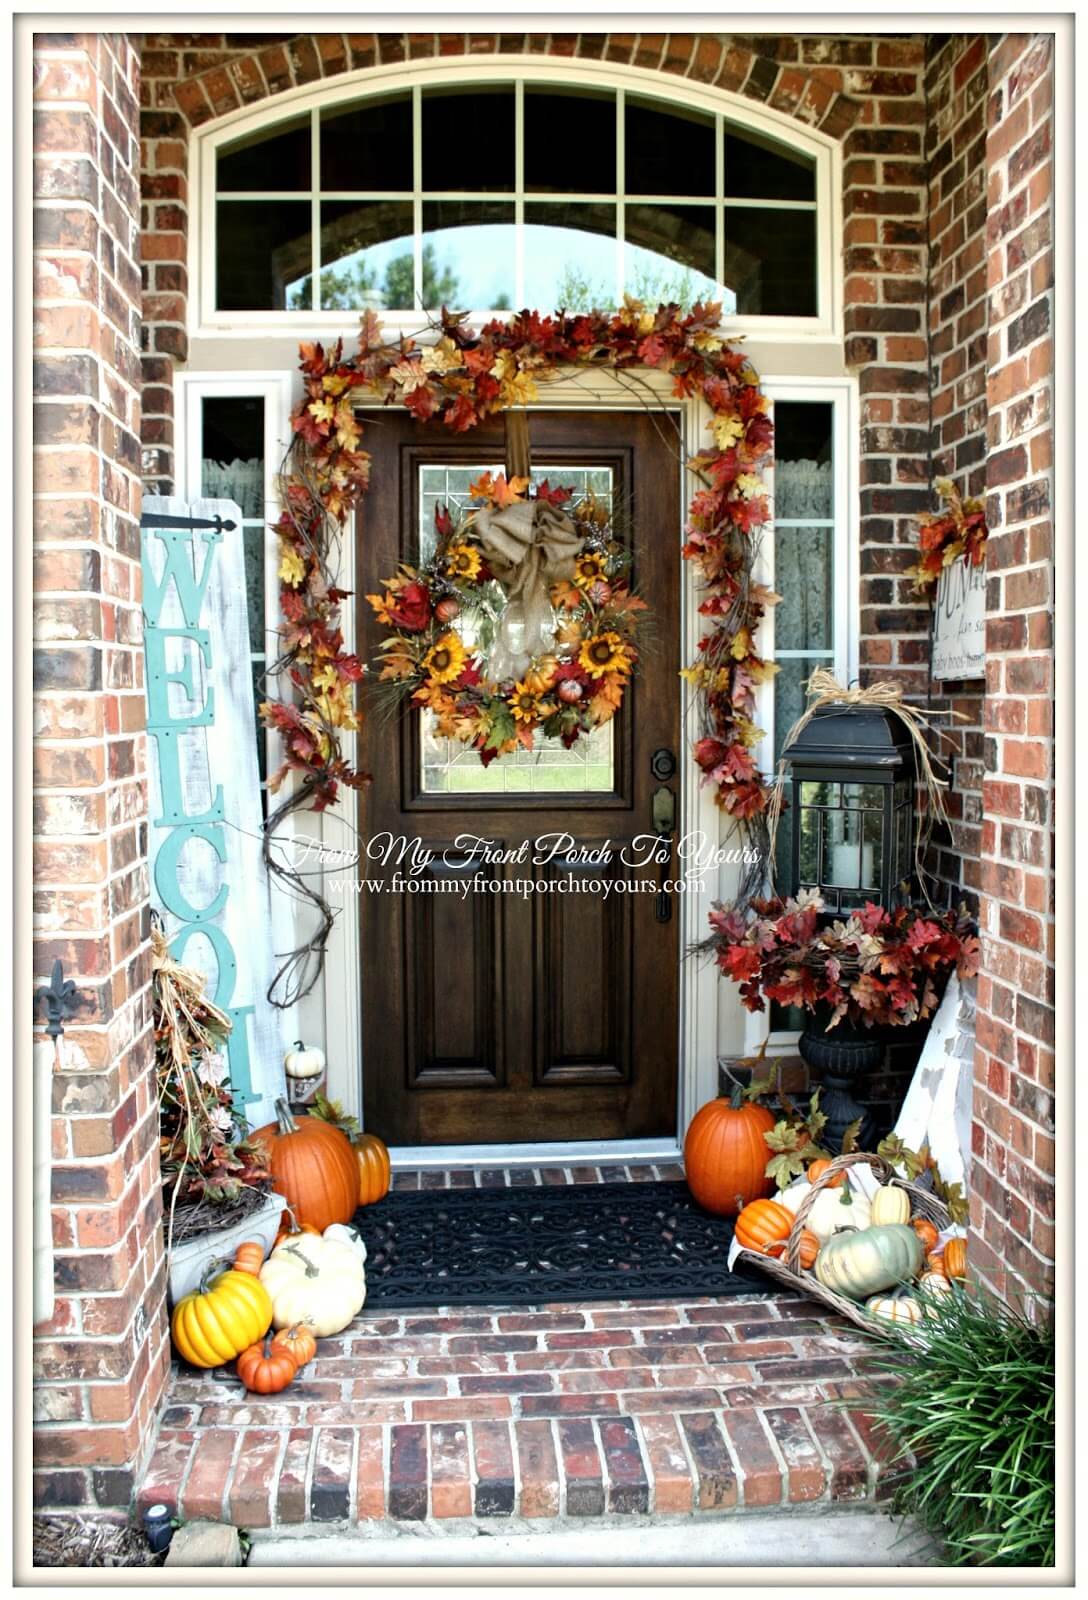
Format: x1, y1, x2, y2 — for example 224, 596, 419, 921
208, 79, 827, 323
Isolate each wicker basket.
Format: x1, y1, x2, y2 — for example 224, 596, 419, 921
735, 1150, 952, 1337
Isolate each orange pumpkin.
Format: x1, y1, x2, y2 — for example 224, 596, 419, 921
233, 1240, 265, 1276
806, 1159, 845, 1189
271, 1322, 318, 1369
684, 1087, 776, 1217
943, 1237, 967, 1280
734, 1198, 794, 1254
925, 1250, 947, 1278
912, 1217, 939, 1252
353, 1132, 392, 1207
236, 1333, 298, 1394
252, 1098, 360, 1232
767, 1227, 820, 1270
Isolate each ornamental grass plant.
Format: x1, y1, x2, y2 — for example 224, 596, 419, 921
861, 1285, 1055, 1566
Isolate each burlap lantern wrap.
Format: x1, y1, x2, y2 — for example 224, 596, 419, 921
470, 499, 584, 682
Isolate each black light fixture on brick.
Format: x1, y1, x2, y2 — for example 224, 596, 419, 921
782, 702, 917, 915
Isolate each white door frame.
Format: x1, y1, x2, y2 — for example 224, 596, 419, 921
175, 364, 858, 1166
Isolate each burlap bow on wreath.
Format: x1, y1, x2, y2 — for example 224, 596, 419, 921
470, 499, 584, 681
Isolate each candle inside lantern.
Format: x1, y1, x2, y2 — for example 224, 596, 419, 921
831, 840, 874, 888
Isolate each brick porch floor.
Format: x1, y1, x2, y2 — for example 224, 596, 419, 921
137, 1165, 907, 1530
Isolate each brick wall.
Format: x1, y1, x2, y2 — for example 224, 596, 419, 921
919, 34, 990, 914
33, 33, 170, 1509
968, 33, 1055, 1310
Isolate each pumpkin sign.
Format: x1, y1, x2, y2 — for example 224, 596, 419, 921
171, 1258, 273, 1369
684, 1087, 776, 1217
252, 1098, 359, 1231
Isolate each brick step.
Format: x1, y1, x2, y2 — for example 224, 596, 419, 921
136, 1293, 909, 1532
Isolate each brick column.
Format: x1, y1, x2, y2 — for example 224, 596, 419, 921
970, 33, 1055, 1308
841, 41, 932, 700
33, 33, 169, 1508
920, 35, 990, 913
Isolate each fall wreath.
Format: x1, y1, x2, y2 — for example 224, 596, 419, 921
367, 473, 647, 761
260, 300, 776, 1003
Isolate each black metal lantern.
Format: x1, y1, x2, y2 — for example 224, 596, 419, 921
782, 702, 916, 915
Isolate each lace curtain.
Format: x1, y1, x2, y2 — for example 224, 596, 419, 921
774, 456, 832, 520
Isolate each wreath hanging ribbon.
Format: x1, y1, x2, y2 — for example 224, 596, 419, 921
470, 498, 584, 681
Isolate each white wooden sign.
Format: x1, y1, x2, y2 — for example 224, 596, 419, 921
931, 556, 985, 681
142, 495, 287, 1129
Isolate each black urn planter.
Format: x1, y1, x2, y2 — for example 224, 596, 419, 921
798, 1007, 884, 1153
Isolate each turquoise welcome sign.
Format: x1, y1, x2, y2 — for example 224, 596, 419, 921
141, 497, 287, 1127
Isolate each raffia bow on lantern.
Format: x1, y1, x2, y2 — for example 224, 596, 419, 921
766, 668, 965, 908
470, 499, 583, 681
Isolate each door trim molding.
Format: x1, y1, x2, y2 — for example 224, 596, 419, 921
318, 368, 724, 1154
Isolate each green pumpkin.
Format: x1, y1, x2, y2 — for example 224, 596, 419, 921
814, 1224, 924, 1301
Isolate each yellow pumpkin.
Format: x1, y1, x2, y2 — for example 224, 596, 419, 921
866, 1291, 924, 1327
523, 655, 559, 695
870, 1183, 911, 1227
171, 1259, 273, 1368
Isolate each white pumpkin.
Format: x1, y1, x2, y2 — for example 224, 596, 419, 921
284, 1039, 325, 1080
777, 1180, 811, 1215
870, 1183, 910, 1227
260, 1235, 365, 1336
866, 1291, 924, 1327
806, 1184, 872, 1243
324, 1222, 368, 1262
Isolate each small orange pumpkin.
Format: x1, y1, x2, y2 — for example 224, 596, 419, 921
734, 1198, 794, 1254
943, 1237, 967, 1280
767, 1227, 820, 1271
911, 1217, 939, 1252
925, 1250, 947, 1278
354, 1132, 392, 1208
233, 1240, 265, 1276
271, 1322, 318, 1369
806, 1158, 845, 1189
236, 1333, 298, 1394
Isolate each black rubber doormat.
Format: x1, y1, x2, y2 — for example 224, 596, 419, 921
353, 1180, 775, 1309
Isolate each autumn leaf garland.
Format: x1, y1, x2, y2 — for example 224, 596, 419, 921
260, 299, 778, 820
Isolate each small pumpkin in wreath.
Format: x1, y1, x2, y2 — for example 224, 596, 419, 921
237, 1333, 299, 1394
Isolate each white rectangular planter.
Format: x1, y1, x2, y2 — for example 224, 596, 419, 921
166, 1190, 286, 1306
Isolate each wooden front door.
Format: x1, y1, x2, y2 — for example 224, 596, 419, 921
358, 410, 681, 1148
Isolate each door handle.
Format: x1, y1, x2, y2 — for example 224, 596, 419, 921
650, 784, 675, 922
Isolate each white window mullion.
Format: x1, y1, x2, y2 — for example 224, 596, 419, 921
412, 86, 423, 312
514, 80, 525, 308
310, 106, 321, 311
615, 88, 625, 305
715, 113, 725, 293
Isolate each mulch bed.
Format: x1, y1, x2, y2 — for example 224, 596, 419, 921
32, 1514, 164, 1568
